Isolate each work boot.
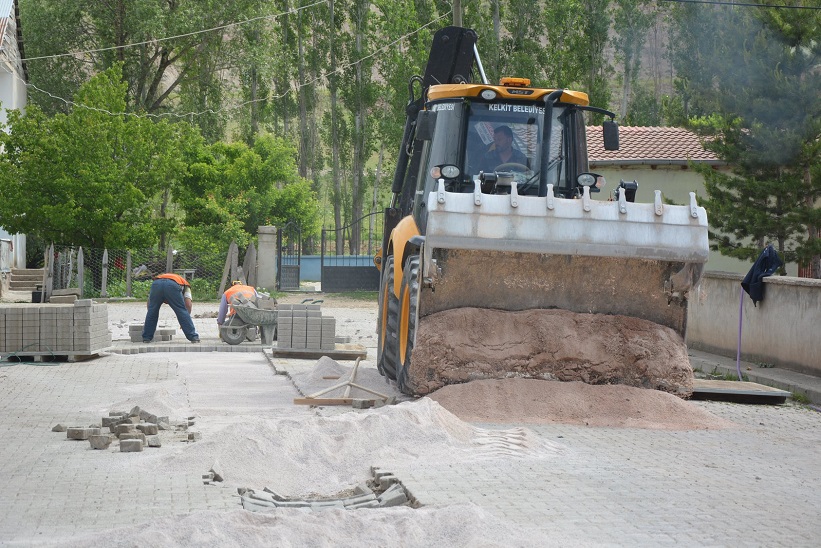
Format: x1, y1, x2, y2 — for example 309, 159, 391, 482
143, 339, 152, 343
190, 337, 200, 343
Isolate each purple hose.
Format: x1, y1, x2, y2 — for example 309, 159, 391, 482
736, 286, 744, 381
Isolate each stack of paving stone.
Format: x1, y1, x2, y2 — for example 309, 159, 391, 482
276, 303, 335, 350
53, 406, 198, 452
128, 324, 177, 343
239, 478, 410, 512
0, 300, 111, 355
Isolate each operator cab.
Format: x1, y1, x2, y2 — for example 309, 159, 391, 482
411, 84, 595, 223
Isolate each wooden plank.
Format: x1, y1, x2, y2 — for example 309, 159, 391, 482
293, 397, 356, 406
270, 343, 367, 361
691, 379, 790, 404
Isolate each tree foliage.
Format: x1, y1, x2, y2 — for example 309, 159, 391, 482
0, 65, 198, 249
174, 134, 320, 256
673, 5, 821, 275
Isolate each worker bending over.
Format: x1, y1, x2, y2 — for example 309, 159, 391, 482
142, 273, 200, 343
217, 281, 259, 327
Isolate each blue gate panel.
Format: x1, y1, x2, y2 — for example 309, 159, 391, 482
321, 266, 379, 292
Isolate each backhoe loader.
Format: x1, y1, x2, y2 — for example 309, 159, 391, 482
376, 27, 709, 395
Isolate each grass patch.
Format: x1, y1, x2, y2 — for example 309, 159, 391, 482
791, 392, 810, 405
705, 367, 748, 382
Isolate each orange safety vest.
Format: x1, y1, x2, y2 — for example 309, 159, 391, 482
154, 273, 191, 287
223, 284, 256, 314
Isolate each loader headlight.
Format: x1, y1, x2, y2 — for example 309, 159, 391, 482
431, 164, 461, 179
577, 172, 606, 192
480, 90, 497, 100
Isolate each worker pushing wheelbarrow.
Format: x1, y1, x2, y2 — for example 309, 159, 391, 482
217, 281, 278, 345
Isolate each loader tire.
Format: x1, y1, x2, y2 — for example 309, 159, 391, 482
381, 256, 400, 381
397, 255, 420, 394
376, 255, 392, 376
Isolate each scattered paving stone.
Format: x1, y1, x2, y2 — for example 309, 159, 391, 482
119, 432, 147, 443
129, 406, 141, 416
116, 424, 137, 436
101, 416, 121, 428
146, 435, 161, 448
188, 432, 202, 442
51, 424, 67, 432
88, 435, 113, 450
377, 475, 398, 490
353, 483, 374, 496
239, 471, 412, 512
136, 423, 158, 435
352, 399, 373, 409
67, 427, 93, 440
120, 439, 144, 452
377, 483, 409, 507
109, 411, 127, 417
157, 421, 171, 431
209, 464, 224, 482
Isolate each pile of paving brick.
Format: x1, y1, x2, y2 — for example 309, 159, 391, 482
0, 300, 111, 356
276, 304, 335, 350
51, 406, 199, 452
239, 467, 411, 511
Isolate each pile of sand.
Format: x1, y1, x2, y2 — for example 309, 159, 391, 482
53, 506, 553, 547
410, 308, 694, 396
136, 398, 562, 496
289, 356, 393, 399
429, 378, 735, 430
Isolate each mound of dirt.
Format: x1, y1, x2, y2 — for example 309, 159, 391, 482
409, 308, 694, 396
428, 378, 734, 430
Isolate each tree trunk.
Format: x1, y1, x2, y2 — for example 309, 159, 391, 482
350, 1, 366, 255
620, 52, 632, 119
806, 166, 820, 278
329, 0, 343, 255
297, 8, 309, 179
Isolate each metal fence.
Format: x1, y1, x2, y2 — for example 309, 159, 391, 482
49, 245, 243, 301
320, 211, 382, 292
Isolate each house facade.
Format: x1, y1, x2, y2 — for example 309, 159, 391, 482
586, 125, 796, 276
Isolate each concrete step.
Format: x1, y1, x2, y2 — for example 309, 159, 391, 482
9, 281, 40, 290
10, 268, 45, 276
10, 274, 43, 282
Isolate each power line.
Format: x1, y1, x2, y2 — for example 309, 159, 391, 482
15, 12, 451, 121
22, 1, 327, 62
660, 0, 821, 9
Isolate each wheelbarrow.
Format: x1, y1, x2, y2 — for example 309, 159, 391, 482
220, 304, 278, 346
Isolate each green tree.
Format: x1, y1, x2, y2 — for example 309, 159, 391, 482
20, 0, 261, 134
174, 134, 320, 256
0, 65, 198, 250
679, 6, 821, 276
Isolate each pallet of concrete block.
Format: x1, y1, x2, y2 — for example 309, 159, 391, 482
0, 300, 111, 361
272, 303, 366, 360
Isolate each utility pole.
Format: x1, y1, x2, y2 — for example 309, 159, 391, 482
453, 0, 462, 27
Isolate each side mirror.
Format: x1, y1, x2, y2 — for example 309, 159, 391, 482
603, 120, 619, 151
416, 110, 437, 141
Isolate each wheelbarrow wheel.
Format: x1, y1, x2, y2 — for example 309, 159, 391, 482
221, 325, 247, 345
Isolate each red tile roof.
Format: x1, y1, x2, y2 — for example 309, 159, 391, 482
587, 126, 725, 166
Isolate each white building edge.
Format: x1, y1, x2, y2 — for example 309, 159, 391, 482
0, 0, 27, 272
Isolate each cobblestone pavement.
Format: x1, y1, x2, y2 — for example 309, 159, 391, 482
392, 402, 821, 546
1, 299, 819, 546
